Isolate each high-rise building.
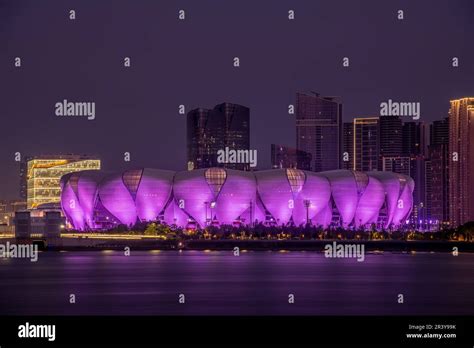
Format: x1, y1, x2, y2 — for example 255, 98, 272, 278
187, 102, 250, 171
424, 159, 433, 223
23, 155, 101, 209
353, 117, 380, 171
402, 122, 427, 157
428, 118, 449, 225
430, 118, 449, 146
380, 116, 403, 157
379, 116, 402, 170
296, 92, 342, 172
270, 144, 312, 170
448, 97, 474, 227
402, 121, 428, 222
342, 122, 354, 170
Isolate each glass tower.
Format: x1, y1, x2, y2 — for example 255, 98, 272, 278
296, 92, 342, 172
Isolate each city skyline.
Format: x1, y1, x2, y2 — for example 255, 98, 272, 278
7, 96, 469, 229
0, 95, 468, 199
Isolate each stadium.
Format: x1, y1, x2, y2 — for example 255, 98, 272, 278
60, 168, 414, 231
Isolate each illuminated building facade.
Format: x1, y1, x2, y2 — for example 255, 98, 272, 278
26, 155, 100, 209
0, 200, 27, 227
449, 98, 474, 227
428, 118, 449, 225
60, 168, 414, 231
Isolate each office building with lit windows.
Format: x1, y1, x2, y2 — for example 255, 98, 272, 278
379, 115, 403, 171
353, 117, 380, 171
401, 122, 429, 223
427, 118, 449, 225
448, 97, 474, 227
296, 92, 342, 172
382, 156, 411, 176
24, 155, 101, 209
270, 144, 312, 170
187, 103, 250, 171
341, 122, 354, 170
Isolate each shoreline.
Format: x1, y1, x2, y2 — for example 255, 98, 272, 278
5, 238, 472, 252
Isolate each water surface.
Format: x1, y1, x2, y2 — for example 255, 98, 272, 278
0, 251, 473, 315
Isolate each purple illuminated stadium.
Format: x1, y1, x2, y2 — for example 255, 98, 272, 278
60, 168, 414, 231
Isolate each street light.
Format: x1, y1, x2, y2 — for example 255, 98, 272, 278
210, 202, 216, 223
303, 200, 311, 225
204, 201, 209, 225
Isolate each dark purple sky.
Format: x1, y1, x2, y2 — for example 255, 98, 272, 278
0, 0, 473, 199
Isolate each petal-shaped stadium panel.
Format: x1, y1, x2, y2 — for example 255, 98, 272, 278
163, 196, 190, 227
135, 169, 174, 222
292, 171, 331, 226
60, 173, 85, 230
391, 174, 415, 226
255, 169, 294, 225
354, 175, 385, 227
172, 169, 216, 227
213, 169, 257, 225
367, 172, 402, 228
313, 202, 333, 228
321, 170, 359, 227
98, 173, 137, 227
254, 194, 268, 224
77, 171, 108, 229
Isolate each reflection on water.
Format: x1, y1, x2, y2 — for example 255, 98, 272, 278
0, 251, 473, 315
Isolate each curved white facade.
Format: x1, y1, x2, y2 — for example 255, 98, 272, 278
60, 168, 415, 230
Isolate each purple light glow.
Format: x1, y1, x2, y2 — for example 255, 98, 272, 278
60, 168, 415, 230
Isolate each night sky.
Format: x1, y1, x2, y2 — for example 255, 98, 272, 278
0, 0, 473, 199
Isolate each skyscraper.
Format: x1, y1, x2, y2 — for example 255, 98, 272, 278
270, 144, 312, 170
22, 154, 101, 209
296, 92, 342, 172
402, 122, 427, 157
428, 118, 449, 225
187, 102, 250, 171
353, 117, 380, 171
448, 98, 474, 227
342, 122, 354, 170
378, 115, 410, 182
430, 118, 449, 146
379, 115, 402, 166
402, 121, 428, 223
